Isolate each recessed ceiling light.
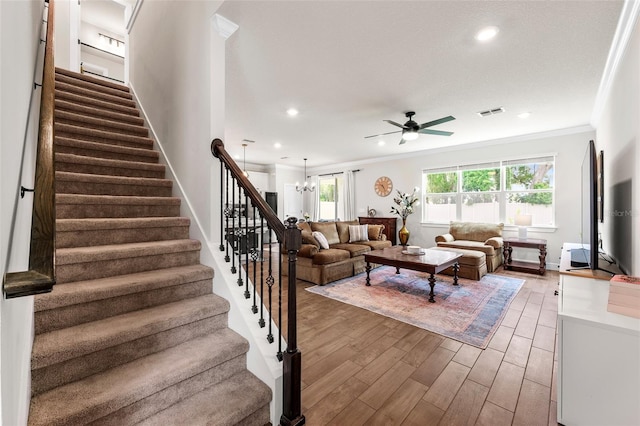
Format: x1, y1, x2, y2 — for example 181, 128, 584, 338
286, 108, 299, 117
475, 26, 499, 42
274, 142, 282, 148
517, 112, 532, 119
234, 154, 240, 160
377, 140, 385, 146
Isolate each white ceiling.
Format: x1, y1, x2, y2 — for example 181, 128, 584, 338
217, 0, 624, 169
81, 0, 128, 36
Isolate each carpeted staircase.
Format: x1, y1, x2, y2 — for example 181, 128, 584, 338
27, 68, 271, 425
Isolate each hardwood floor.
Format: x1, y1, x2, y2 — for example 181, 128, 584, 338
248, 250, 559, 425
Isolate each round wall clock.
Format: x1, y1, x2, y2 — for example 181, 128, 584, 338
374, 176, 393, 197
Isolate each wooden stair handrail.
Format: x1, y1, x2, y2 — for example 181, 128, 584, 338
4, 0, 56, 298
211, 138, 286, 240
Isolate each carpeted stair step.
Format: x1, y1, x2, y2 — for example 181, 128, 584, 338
55, 153, 165, 179
56, 239, 201, 283
28, 329, 250, 426
55, 123, 154, 150
55, 72, 132, 100
34, 264, 214, 334
55, 89, 139, 116
138, 369, 272, 426
55, 80, 136, 109
55, 110, 149, 137
56, 194, 181, 219
56, 217, 189, 248
31, 294, 228, 396
56, 67, 130, 94
55, 136, 159, 164
55, 98, 144, 126
56, 171, 172, 197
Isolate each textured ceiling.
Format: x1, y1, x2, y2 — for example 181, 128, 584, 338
218, 0, 624, 168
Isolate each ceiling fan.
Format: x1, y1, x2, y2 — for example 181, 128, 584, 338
365, 111, 455, 144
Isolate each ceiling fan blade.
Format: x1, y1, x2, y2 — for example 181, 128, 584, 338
418, 129, 454, 136
418, 115, 456, 129
384, 120, 408, 129
364, 130, 401, 139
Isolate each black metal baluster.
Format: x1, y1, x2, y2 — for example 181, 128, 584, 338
236, 180, 243, 286
219, 162, 224, 252
266, 227, 274, 343
224, 167, 230, 262
259, 218, 266, 328
251, 203, 258, 313
244, 190, 250, 298
230, 175, 237, 274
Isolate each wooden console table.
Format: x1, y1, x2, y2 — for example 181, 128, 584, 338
503, 237, 547, 275
359, 216, 397, 245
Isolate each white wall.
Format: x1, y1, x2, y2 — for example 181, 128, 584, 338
54, 0, 80, 71
596, 10, 639, 275
81, 50, 124, 82
1, 0, 44, 423
129, 0, 223, 241
310, 129, 594, 268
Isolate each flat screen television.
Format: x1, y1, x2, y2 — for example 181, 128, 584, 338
571, 139, 598, 269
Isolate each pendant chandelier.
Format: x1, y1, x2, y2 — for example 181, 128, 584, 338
295, 158, 315, 192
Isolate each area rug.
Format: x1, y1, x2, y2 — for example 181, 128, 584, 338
306, 267, 525, 348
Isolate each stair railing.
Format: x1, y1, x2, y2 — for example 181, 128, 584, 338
211, 139, 304, 426
3, 0, 56, 298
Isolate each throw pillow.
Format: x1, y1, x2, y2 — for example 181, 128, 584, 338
312, 231, 330, 249
367, 224, 385, 241
348, 224, 369, 243
301, 230, 320, 248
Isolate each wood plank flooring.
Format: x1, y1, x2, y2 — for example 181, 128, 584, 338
248, 250, 559, 425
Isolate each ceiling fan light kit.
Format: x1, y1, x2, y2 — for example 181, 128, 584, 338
365, 111, 455, 144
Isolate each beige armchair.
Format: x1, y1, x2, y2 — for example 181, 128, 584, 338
435, 221, 504, 272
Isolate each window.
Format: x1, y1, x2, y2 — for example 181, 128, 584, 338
318, 176, 344, 221
504, 157, 554, 226
461, 162, 500, 223
422, 156, 555, 226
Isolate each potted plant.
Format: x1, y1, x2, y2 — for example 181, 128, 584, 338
390, 187, 420, 245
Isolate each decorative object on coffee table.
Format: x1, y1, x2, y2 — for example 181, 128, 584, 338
390, 187, 419, 246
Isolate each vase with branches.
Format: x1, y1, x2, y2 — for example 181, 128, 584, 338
390, 188, 420, 245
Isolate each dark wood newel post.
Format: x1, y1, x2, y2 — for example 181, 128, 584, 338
280, 217, 305, 426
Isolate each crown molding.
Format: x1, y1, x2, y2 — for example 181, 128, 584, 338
212, 14, 239, 40
591, 0, 640, 127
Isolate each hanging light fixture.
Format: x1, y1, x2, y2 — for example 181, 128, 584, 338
295, 158, 315, 192
241, 143, 249, 178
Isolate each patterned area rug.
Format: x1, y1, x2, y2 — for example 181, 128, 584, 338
306, 266, 525, 348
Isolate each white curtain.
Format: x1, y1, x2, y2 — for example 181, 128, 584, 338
343, 170, 356, 220
310, 175, 320, 221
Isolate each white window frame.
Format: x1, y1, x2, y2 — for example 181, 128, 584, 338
422, 156, 556, 227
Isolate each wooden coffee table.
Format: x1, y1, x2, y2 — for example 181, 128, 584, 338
364, 246, 463, 303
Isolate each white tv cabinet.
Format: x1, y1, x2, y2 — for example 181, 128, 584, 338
557, 243, 640, 426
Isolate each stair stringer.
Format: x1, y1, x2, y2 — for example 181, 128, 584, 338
128, 84, 284, 425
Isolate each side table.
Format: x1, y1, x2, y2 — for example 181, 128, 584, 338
503, 237, 547, 275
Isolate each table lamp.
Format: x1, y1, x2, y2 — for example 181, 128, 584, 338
515, 214, 532, 239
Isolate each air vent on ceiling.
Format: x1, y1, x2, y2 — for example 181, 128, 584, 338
477, 107, 505, 117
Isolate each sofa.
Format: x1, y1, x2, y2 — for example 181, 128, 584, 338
435, 221, 504, 272
282, 219, 392, 285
